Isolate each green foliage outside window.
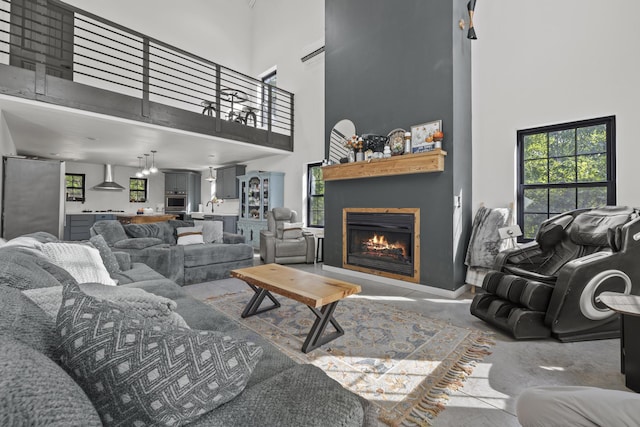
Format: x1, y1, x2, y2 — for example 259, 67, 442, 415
308, 163, 324, 227
130, 178, 147, 203
65, 173, 85, 202
519, 118, 615, 239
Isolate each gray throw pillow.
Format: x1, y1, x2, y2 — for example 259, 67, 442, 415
22, 284, 190, 329
56, 283, 263, 427
113, 237, 164, 250
89, 234, 120, 275
0, 335, 102, 427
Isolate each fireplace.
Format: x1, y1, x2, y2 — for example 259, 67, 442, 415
343, 208, 420, 283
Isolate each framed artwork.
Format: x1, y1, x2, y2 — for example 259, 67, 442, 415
411, 120, 442, 153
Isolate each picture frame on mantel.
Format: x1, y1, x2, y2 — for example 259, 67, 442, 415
411, 120, 442, 153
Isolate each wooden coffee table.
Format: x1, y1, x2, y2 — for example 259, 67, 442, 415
231, 264, 361, 353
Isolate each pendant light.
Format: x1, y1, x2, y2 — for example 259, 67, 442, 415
142, 153, 150, 175
205, 166, 216, 182
135, 156, 144, 178
149, 150, 158, 174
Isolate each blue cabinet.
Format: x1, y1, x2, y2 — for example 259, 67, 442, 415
237, 171, 284, 248
64, 214, 115, 241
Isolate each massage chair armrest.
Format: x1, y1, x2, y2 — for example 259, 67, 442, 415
493, 241, 543, 271
544, 250, 631, 334
223, 232, 246, 244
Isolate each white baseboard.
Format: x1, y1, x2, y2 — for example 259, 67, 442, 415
321, 265, 469, 299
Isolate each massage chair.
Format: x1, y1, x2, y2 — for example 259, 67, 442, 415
470, 206, 640, 342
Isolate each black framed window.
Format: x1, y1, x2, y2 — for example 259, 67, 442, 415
65, 173, 85, 202
129, 178, 147, 202
307, 162, 324, 227
261, 69, 277, 127
517, 116, 616, 240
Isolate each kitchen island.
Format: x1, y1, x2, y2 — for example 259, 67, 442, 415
116, 213, 177, 225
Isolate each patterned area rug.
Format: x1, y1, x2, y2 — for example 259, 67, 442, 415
204, 291, 494, 426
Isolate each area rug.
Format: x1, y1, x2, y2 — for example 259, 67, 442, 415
204, 291, 494, 426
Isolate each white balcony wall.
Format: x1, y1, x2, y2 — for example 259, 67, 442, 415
244, 0, 325, 220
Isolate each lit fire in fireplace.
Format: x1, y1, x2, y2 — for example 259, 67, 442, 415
362, 233, 408, 259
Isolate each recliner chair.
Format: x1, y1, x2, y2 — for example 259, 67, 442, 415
259, 207, 315, 264
470, 206, 640, 342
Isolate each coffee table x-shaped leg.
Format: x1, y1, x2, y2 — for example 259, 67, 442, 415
241, 284, 345, 353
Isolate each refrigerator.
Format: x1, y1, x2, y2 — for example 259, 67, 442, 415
2, 156, 65, 240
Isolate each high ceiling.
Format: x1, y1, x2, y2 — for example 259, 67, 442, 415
0, 95, 288, 172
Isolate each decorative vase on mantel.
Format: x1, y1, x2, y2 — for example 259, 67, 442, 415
348, 150, 355, 163
355, 149, 364, 162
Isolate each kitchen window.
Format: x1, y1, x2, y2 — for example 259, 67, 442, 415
130, 178, 147, 203
517, 116, 616, 240
307, 162, 324, 227
65, 173, 85, 202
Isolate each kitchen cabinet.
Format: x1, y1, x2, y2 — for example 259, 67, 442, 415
237, 171, 284, 248
64, 214, 115, 241
164, 173, 188, 194
210, 215, 238, 234
215, 165, 245, 199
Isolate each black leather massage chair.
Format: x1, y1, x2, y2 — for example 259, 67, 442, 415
470, 206, 640, 341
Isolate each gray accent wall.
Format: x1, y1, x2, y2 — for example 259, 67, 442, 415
325, 0, 472, 291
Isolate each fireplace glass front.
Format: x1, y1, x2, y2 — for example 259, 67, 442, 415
345, 212, 415, 277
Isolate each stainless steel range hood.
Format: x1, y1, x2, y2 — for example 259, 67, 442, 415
93, 164, 125, 191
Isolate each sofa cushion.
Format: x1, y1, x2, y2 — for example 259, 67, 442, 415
0, 286, 59, 360
124, 222, 175, 245
56, 282, 263, 427
0, 249, 77, 291
23, 283, 189, 328
194, 220, 224, 243
113, 237, 164, 250
89, 234, 120, 275
183, 243, 253, 268
0, 335, 102, 427
177, 225, 205, 245
2, 236, 45, 256
42, 242, 117, 286
282, 221, 304, 239
275, 238, 308, 258
91, 220, 128, 246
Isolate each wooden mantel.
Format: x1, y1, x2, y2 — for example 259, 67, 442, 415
322, 149, 446, 181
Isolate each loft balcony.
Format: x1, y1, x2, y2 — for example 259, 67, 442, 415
0, 0, 294, 153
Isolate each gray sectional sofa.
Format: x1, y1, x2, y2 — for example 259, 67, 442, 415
0, 232, 375, 426
90, 220, 254, 285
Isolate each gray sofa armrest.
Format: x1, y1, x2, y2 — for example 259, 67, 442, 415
260, 230, 275, 264
113, 237, 164, 250
223, 232, 246, 244
113, 251, 132, 271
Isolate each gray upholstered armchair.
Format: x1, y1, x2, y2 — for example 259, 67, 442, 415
259, 207, 315, 264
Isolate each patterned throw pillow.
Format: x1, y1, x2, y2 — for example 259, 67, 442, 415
176, 226, 204, 245
42, 242, 116, 286
89, 234, 120, 275
56, 283, 263, 427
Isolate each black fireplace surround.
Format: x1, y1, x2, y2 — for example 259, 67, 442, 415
345, 212, 415, 277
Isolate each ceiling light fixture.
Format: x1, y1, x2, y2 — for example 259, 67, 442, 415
205, 166, 216, 182
136, 156, 144, 178
142, 153, 150, 175
149, 150, 158, 174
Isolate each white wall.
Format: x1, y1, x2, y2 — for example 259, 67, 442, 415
472, 0, 640, 209
243, 0, 325, 221
64, 0, 253, 74
64, 161, 164, 213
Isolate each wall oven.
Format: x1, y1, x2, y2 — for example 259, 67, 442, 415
165, 194, 187, 212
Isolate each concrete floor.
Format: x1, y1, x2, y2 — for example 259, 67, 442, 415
183, 261, 629, 427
